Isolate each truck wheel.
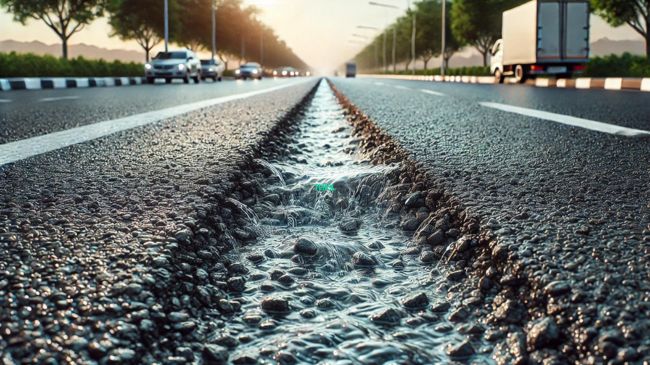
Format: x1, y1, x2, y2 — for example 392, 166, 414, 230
146, 77, 155, 84
514, 65, 527, 83
165, 78, 172, 84
494, 69, 504, 84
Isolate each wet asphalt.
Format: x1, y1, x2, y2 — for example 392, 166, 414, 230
330, 77, 650, 363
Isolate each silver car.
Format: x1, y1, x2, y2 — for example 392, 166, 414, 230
145, 49, 201, 84
235, 62, 263, 80
200, 59, 225, 82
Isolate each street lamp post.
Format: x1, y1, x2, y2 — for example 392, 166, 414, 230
357, 25, 381, 72
164, 0, 169, 52
369, 1, 401, 73
441, 0, 446, 78
211, 0, 217, 60
409, 0, 416, 75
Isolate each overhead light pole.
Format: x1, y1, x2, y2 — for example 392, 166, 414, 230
369, 1, 401, 73
409, 0, 416, 75
357, 25, 381, 72
211, 0, 217, 60
441, 0, 446, 78
164, 0, 169, 52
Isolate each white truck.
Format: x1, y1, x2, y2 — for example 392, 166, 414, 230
490, 0, 590, 83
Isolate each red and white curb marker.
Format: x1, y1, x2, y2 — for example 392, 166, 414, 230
360, 74, 650, 92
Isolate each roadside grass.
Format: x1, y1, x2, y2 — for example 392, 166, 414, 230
0, 52, 143, 78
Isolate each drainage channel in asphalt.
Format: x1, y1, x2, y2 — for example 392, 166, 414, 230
221, 81, 492, 364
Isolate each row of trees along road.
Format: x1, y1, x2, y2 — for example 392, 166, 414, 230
354, 0, 650, 73
0, 0, 308, 70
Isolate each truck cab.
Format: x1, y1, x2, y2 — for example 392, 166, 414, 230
490, 40, 505, 83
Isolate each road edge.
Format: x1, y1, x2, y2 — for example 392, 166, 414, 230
360, 74, 650, 92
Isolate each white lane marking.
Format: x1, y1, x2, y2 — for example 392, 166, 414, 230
394, 85, 410, 90
374, 82, 384, 86
0, 99, 11, 103
39, 96, 80, 102
0, 79, 312, 166
419, 89, 445, 96
480, 102, 650, 137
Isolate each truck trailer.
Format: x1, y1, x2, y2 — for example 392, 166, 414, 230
490, 0, 590, 83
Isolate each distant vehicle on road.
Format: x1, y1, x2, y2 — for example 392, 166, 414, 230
490, 0, 590, 83
200, 59, 225, 82
346, 63, 357, 78
273, 67, 298, 77
145, 49, 201, 84
236, 62, 263, 80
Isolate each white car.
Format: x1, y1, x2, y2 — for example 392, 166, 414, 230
145, 49, 201, 84
200, 59, 225, 82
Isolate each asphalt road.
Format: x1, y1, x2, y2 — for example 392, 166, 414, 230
331, 77, 650, 363
1, 77, 648, 363
0, 78, 305, 144
0, 79, 319, 363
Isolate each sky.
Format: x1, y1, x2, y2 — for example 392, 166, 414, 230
0, 0, 643, 74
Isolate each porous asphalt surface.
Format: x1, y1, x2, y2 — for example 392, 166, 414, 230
330, 77, 650, 364
0, 78, 303, 144
0, 79, 318, 363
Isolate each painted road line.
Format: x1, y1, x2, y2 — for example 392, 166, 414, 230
0, 79, 312, 166
480, 102, 650, 137
374, 82, 385, 86
39, 96, 81, 102
420, 89, 445, 97
395, 85, 410, 90
0, 99, 11, 103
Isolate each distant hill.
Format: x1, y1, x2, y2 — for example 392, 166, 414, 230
0, 40, 145, 63
590, 37, 645, 56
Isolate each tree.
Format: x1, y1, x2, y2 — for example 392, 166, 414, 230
415, 0, 441, 71
451, 0, 526, 66
591, 0, 650, 58
0, 0, 104, 59
107, 0, 168, 62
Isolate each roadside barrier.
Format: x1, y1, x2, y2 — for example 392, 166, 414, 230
360, 74, 650, 92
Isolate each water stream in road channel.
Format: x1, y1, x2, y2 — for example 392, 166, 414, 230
220, 81, 492, 364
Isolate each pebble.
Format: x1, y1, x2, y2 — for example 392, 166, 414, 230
293, 238, 318, 256
351, 252, 377, 267
419, 250, 435, 263
107, 348, 136, 363
527, 317, 559, 350
494, 299, 526, 324
431, 301, 451, 312
401, 292, 429, 308
369, 307, 402, 325
400, 217, 420, 231
449, 307, 469, 322
261, 297, 290, 314
427, 229, 445, 246
338, 218, 362, 233
228, 276, 246, 292
544, 281, 571, 297
168, 311, 189, 322
445, 340, 475, 358
203, 344, 229, 363
404, 192, 423, 207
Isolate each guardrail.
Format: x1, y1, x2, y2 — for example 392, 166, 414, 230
359, 74, 650, 92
